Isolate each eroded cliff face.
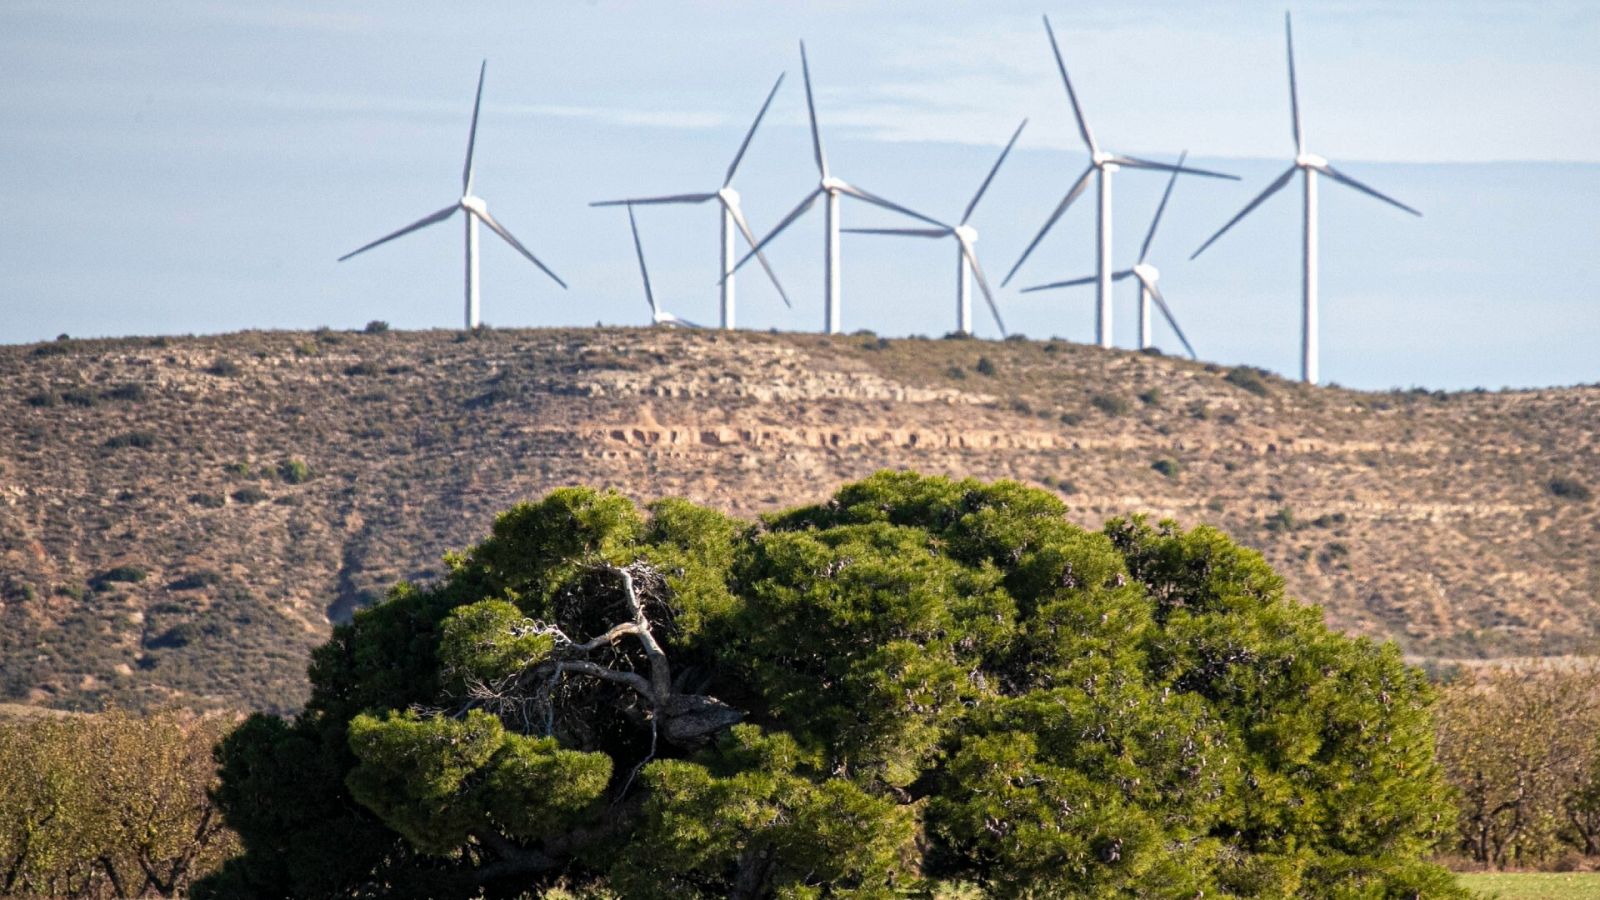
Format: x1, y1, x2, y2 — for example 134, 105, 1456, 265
2, 327, 1595, 711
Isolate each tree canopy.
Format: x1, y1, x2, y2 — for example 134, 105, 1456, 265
201, 472, 1462, 898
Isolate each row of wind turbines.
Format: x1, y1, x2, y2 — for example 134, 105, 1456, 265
338, 12, 1421, 385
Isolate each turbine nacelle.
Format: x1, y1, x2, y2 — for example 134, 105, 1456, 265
953, 224, 978, 244
1132, 262, 1160, 284
460, 195, 488, 217
1295, 152, 1328, 169
820, 176, 849, 193
1091, 150, 1119, 168
716, 186, 742, 206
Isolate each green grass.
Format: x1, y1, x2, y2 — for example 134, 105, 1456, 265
1456, 871, 1600, 899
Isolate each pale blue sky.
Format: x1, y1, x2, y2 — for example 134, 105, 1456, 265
1, 1, 1597, 389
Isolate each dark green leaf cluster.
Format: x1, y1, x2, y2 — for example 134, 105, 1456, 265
201, 473, 1461, 898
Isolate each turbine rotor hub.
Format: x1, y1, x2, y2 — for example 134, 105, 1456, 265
954, 224, 978, 243
1133, 262, 1159, 282
460, 195, 487, 216
820, 176, 847, 192
1295, 152, 1327, 168
718, 186, 741, 205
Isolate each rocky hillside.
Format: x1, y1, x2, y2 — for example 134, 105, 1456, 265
1, 326, 1595, 713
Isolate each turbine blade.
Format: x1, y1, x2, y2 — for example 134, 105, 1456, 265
627, 205, 658, 317
1114, 155, 1238, 180
463, 60, 487, 194
723, 197, 792, 307
725, 72, 785, 187
841, 227, 949, 237
1318, 164, 1423, 216
337, 204, 458, 262
1042, 15, 1097, 155
1189, 164, 1297, 260
1001, 163, 1094, 286
1286, 12, 1304, 156
1019, 274, 1097, 293
656, 311, 706, 329
1145, 277, 1197, 359
590, 193, 718, 207
834, 181, 948, 228
799, 41, 828, 178
960, 240, 1007, 337
961, 118, 1028, 225
725, 187, 823, 280
475, 207, 568, 289
1138, 150, 1186, 263
1112, 269, 1136, 281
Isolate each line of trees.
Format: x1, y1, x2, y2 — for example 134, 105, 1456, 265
0, 709, 236, 898
1435, 664, 1600, 870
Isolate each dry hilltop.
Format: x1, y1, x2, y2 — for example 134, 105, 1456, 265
1, 326, 1596, 713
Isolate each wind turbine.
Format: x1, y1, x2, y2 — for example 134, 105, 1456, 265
590, 74, 790, 330
1020, 152, 1198, 358
731, 41, 948, 334
622, 204, 702, 329
338, 61, 565, 329
1190, 12, 1421, 385
842, 119, 1028, 337
1002, 15, 1236, 348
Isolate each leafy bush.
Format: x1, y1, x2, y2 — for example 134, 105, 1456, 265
103, 431, 156, 450
61, 388, 97, 407
1090, 393, 1131, 416
206, 358, 241, 377
203, 473, 1461, 898
277, 458, 313, 485
94, 565, 147, 587
974, 356, 997, 377
1550, 477, 1592, 502
364, 320, 391, 335
101, 383, 147, 402
1137, 387, 1162, 406
231, 486, 269, 505
345, 361, 381, 377
25, 392, 54, 408
1224, 366, 1271, 396
1151, 457, 1180, 479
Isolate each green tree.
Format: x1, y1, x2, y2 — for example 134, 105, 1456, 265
202, 473, 1462, 898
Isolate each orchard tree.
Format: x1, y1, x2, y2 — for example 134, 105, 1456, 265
201, 472, 1463, 898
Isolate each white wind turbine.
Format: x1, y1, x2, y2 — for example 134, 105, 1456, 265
1020, 151, 1198, 358
338, 61, 565, 329
590, 74, 790, 330
622, 204, 703, 329
1002, 15, 1236, 348
731, 40, 950, 334
842, 119, 1028, 337
1190, 12, 1421, 385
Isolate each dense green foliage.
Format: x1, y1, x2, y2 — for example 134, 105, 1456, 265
202, 472, 1461, 898
0, 709, 236, 898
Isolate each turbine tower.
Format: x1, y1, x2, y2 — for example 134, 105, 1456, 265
591, 74, 790, 330
1002, 15, 1236, 348
338, 61, 565, 329
731, 41, 946, 334
1190, 12, 1421, 385
622, 204, 702, 328
1021, 152, 1199, 358
843, 120, 1028, 337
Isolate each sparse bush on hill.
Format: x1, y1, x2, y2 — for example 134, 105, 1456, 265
277, 458, 313, 485
202, 473, 1461, 898
345, 361, 381, 377
231, 486, 268, 505
1224, 365, 1271, 397
1151, 456, 1180, 478
102, 431, 156, 450
364, 320, 391, 335
1550, 477, 1592, 502
1090, 392, 1131, 416
206, 358, 241, 377
974, 355, 996, 376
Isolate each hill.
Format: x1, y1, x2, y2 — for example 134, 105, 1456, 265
0, 326, 1596, 713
